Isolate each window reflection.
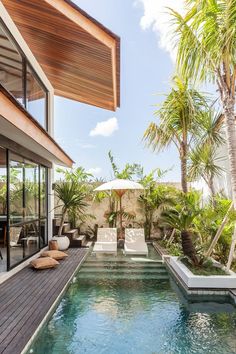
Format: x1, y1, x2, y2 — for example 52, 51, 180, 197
8, 152, 48, 268
40, 167, 47, 218
9, 156, 24, 225
9, 221, 39, 266
25, 161, 39, 221
0, 24, 24, 105
0, 147, 7, 272
0, 21, 48, 130
26, 65, 47, 128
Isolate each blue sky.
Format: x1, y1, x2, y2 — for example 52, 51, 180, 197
54, 0, 182, 181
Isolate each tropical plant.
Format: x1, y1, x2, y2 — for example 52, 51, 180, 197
169, 0, 236, 269
108, 150, 142, 180
105, 209, 135, 228
160, 191, 201, 266
57, 166, 93, 184
54, 181, 88, 236
138, 169, 175, 238
144, 76, 207, 193
56, 167, 93, 228
194, 196, 236, 264
188, 145, 224, 205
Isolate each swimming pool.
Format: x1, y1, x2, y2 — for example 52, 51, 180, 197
28, 247, 236, 354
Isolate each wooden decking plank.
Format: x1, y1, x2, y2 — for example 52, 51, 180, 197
1, 249, 87, 352
0, 252, 82, 343
0, 249, 81, 318
0, 267, 61, 327
0, 248, 88, 354
0, 260, 73, 342
5, 253, 86, 354
3, 254, 86, 354
0, 267, 57, 318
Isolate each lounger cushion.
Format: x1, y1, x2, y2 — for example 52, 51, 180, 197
30, 257, 59, 269
124, 243, 148, 255
93, 242, 117, 253
41, 250, 68, 260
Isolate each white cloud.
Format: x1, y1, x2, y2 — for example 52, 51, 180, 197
89, 117, 118, 137
87, 167, 102, 176
136, 0, 185, 61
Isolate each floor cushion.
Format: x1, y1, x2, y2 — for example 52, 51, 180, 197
41, 250, 68, 260
30, 257, 59, 269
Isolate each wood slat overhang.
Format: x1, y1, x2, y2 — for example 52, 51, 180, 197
1, 0, 120, 111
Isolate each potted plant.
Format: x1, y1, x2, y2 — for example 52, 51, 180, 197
53, 181, 88, 250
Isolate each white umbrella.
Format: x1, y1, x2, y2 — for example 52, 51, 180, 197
94, 179, 144, 237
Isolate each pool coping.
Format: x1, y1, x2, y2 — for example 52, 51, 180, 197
21, 246, 91, 354
153, 242, 236, 306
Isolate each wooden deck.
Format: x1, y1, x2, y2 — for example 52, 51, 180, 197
0, 248, 88, 354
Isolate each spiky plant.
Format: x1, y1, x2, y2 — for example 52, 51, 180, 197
54, 181, 88, 236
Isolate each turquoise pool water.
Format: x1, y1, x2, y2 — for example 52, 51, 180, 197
28, 248, 236, 354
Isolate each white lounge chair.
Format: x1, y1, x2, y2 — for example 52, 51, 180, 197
93, 228, 117, 255
124, 228, 148, 256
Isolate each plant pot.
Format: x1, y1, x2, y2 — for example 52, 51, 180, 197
52, 236, 70, 251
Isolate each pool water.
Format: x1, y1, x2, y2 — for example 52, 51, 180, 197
28, 248, 236, 354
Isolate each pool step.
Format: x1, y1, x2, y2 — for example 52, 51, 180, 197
77, 273, 169, 280
80, 268, 167, 274
83, 262, 164, 269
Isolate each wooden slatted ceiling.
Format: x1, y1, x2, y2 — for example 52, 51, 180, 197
2, 0, 120, 111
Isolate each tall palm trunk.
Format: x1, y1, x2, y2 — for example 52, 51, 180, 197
208, 175, 216, 208
180, 142, 188, 193
181, 230, 199, 266
223, 97, 236, 270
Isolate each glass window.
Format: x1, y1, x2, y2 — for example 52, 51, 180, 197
26, 64, 47, 128
0, 23, 24, 105
9, 221, 39, 267
24, 161, 39, 221
40, 167, 47, 218
0, 21, 48, 130
40, 218, 47, 248
8, 152, 48, 269
9, 155, 24, 225
0, 147, 7, 272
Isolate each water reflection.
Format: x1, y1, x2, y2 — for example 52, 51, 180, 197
28, 277, 236, 354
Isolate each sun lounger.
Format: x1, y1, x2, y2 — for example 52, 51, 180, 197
124, 228, 148, 256
93, 228, 117, 254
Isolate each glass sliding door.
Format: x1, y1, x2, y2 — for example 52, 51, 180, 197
0, 147, 7, 272
39, 166, 48, 247
8, 152, 48, 269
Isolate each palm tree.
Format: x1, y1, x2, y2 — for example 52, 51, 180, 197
54, 181, 88, 236
160, 191, 201, 266
144, 76, 207, 193
188, 145, 224, 206
170, 0, 236, 269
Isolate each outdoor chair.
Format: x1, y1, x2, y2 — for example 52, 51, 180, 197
124, 228, 148, 256
93, 228, 117, 255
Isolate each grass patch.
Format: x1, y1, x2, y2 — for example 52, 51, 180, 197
181, 258, 229, 276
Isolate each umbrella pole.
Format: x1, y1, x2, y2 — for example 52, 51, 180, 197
119, 195, 122, 239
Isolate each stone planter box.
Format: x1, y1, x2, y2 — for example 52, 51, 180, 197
169, 256, 236, 289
